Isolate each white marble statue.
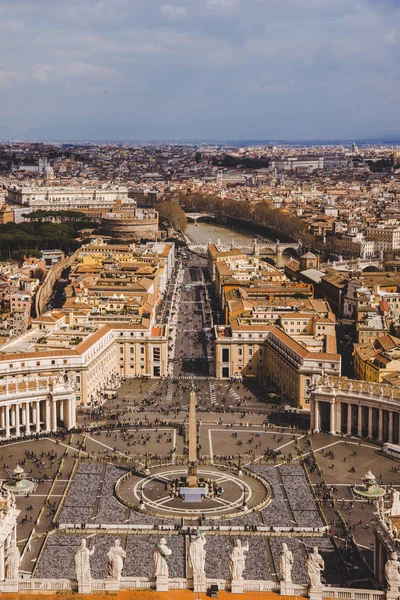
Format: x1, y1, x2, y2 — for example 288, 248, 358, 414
74, 539, 95, 583
279, 543, 294, 583
386, 552, 400, 590
5, 540, 20, 580
229, 539, 249, 581
188, 531, 206, 580
153, 537, 172, 578
307, 546, 324, 588
107, 539, 126, 581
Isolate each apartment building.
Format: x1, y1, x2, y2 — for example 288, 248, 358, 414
366, 225, 400, 253
353, 334, 400, 383
0, 310, 168, 409
6, 184, 129, 211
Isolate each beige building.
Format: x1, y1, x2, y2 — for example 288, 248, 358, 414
215, 323, 341, 409
366, 225, 400, 253
7, 184, 129, 211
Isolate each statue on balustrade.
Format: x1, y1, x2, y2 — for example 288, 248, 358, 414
107, 539, 126, 581
385, 552, 400, 591
153, 537, 173, 578
279, 543, 294, 583
5, 540, 20, 580
188, 531, 206, 582
74, 538, 95, 583
306, 546, 324, 588
229, 539, 249, 581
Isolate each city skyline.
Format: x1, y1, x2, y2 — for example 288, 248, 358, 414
1, 0, 400, 141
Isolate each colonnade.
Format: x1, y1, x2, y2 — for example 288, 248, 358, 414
0, 396, 76, 440
313, 398, 400, 443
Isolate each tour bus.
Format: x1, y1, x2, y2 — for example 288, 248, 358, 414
383, 443, 400, 460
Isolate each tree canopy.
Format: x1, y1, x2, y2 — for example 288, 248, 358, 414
156, 200, 188, 232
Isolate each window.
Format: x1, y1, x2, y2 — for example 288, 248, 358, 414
238, 348, 243, 356
141, 347, 145, 355
153, 365, 161, 377
248, 348, 253, 356
120, 347, 123, 353
130, 347, 134, 354
153, 347, 161, 362
36, 361, 40, 366
222, 366, 230, 378
222, 348, 230, 363
51, 360, 55, 365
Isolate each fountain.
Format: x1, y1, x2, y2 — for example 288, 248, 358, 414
3, 465, 35, 496
354, 470, 385, 498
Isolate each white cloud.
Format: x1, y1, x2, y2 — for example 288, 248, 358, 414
63, 62, 121, 81
3, 19, 25, 32
160, 4, 187, 21
0, 71, 24, 88
32, 64, 53, 83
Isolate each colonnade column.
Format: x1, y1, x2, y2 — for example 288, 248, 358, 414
45, 398, 51, 432
368, 406, 373, 438
389, 411, 394, 443
357, 405, 363, 437
314, 401, 320, 432
36, 401, 41, 434
347, 403, 352, 435
15, 405, 20, 437
51, 399, 57, 432
25, 401, 30, 435
5, 406, 10, 439
329, 401, 336, 435
378, 409, 383, 441
0, 408, 4, 431
70, 398, 76, 428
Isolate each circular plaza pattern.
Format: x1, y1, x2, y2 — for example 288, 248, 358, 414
116, 465, 271, 520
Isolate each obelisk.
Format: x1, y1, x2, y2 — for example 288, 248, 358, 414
187, 381, 198, 487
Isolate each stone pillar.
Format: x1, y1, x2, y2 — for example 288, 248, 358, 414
389, 412, 394, 443
45, 399, 51, 432
155, 575, 169, 592
357, 405, 363, 437
329, 401, 336, 435
15, 405, 20, 437
70, 398, 76, 428
0, 407, 4, 431
25, 402, 30, 435
59, 400, 64, 422
36, 401, 41, 434
10, 408, 15, 428
51, 399, 57, 432
231, 580, 244, 594
368, 406, 373, 438
5, 406, 10, 439
378, 409, 383, 441
314, 401, 320, 432
347, 403, 352, 435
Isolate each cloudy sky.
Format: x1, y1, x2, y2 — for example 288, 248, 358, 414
1, 0, 400, 141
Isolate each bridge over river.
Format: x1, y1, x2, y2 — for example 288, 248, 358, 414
186, 237, 302, 256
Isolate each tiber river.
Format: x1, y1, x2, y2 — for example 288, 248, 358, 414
185, 221, 290, 267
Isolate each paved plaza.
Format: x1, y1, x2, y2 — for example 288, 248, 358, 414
0, 249, 397, 591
